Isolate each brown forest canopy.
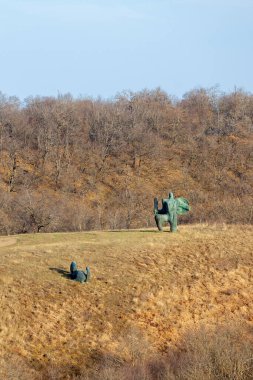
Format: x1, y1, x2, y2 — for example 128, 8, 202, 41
0, 87, 252, 234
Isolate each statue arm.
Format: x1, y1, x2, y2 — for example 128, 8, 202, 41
154, 198, 159, 214
176, 197, 190, 215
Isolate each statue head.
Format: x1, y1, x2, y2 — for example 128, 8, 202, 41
168, 192, 174, 199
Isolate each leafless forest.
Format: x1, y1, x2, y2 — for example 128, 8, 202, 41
0, 87, 252, 234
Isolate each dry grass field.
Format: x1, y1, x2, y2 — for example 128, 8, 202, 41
0, 224, 253, 379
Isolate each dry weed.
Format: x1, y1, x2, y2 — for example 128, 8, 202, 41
117, 326, 153, 364
0, 355, 41, 380
174, 322, 253, 380
0, 226, 252, 378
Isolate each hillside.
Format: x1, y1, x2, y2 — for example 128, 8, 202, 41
0, 88, 252, 234
0, 224, 253, 379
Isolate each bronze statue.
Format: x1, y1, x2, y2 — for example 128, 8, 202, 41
154, 192, 190, 232
70, 261, 90, 283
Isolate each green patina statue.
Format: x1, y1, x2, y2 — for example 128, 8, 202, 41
70, 261, 90, 283
154, 192, 190, 232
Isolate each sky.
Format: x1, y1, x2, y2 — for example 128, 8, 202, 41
0, 0, 253, 100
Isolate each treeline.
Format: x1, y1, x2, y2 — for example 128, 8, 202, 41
0, 87, 252, 234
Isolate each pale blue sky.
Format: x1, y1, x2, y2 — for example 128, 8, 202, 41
0, 0, 253, 100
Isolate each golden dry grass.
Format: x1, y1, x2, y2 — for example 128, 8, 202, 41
0, 224, 253, 373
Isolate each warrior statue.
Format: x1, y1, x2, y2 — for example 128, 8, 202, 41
154, 192, 190, 232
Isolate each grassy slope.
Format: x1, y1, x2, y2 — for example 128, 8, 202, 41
0, 225, 253, 370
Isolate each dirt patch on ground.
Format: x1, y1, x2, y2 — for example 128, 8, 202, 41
0, 237, 17, 248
